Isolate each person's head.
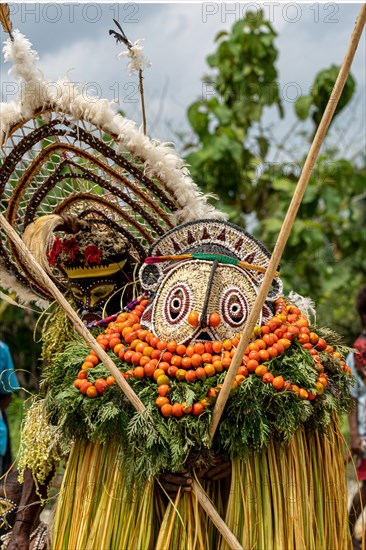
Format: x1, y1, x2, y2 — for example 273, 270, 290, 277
356, 285, 366, 328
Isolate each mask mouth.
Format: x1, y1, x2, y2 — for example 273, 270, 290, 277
193, 329, 214, 342
81, 311, 102, 324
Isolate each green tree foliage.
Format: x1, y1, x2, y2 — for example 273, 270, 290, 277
262, 155, 366, 343
295, 65, 356, 130
185, 10, 366, 343
185, 12, 283, 222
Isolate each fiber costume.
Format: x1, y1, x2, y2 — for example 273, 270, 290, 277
0, 27, 354, 550
47, 220, 352, 549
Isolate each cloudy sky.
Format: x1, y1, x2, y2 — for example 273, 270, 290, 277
1, 2, 365, 159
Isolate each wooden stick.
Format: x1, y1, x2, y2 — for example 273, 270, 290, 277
0, 213, 146, 414
191, 479, 243, 550
0, 213, 243, 549
139, 68, 147, 135
209, 3, 366, 441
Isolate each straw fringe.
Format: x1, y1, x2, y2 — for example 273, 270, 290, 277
54, 437, 226, 550
52, 419, 354, 550
220, 419, 351, 550
53, 439, 156, 550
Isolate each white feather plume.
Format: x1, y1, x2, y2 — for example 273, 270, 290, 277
117, 39, 151, 76
0, 290, 37, 311
3, 30, 51, 119
3, 29, 41, 81
0, 258, 49, 308
0, 100, 20, 142
288, 291, 317, 325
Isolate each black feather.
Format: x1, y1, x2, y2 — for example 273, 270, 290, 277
109, 19, 132, 49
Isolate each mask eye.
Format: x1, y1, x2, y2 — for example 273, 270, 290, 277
70, 287, 84, 301
164, 283, 191, 326
92, 285, 115, 299
220, 287, 249, 328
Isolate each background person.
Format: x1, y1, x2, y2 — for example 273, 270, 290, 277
348, 285, 366, 549
0, 340, 20, 475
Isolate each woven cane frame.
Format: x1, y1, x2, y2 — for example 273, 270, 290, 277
1, 108, 178, 207
0, 110, 182, 302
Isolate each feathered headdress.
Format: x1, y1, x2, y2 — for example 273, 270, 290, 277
0, 26, 225, 307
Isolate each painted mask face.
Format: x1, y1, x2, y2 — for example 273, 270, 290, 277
67, 261, 134, 323
141, 261, 272, 345
69, 278, 118, 323
143, 261, 257, 343
139, 220, 282, 345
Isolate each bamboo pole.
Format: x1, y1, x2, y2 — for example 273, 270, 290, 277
0, 213, 146, 413
191, 480, 243, 550
0, 213, 243, 550
209, 3, 366, 441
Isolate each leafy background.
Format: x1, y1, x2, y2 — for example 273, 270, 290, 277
183, 11, 365, 345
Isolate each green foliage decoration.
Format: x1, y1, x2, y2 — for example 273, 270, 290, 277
40, 321, 353, 487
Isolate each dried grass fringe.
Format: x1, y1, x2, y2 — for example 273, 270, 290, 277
220, 420, 351, 550
52, 419, 353, 550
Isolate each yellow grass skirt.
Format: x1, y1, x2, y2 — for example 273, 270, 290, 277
52, 420, 351, 550
52, 439, 160, 549
220, 423, 351, 550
